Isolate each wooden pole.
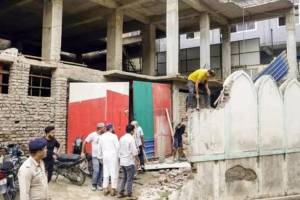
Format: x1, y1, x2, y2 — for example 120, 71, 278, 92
165, 108, 174, 141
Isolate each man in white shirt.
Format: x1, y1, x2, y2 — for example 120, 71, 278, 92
81, 123, 105, 191
131, 121, 145, 172
118, 124, 138, 199
98, 123, 119, 196
18, 138, 50, 200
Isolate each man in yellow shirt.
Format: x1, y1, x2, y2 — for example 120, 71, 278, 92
187, 69, 216, 109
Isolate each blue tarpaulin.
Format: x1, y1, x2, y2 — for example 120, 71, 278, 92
253, 51, 289, 82
144, 139, 154, 158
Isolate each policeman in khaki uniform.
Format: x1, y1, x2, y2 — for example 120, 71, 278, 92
18, 138, 50, 200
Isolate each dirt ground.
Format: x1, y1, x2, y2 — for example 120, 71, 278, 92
48, 173, 150, 200
48, 165, 193, 200
0, 166, 192, 200
49, 171, 162, 200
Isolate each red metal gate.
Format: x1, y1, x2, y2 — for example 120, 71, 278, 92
67, 83, 129, 153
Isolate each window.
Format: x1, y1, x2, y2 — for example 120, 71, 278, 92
278, 5, 299, 26
0, 63, 9, 94
278, 16, 286, 26
231, 21, 256, 33
28, 67, 52, 97
186, 32, 200, 39
186, 32, 194, 39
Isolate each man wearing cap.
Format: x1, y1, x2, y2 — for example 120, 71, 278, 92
187, 68, 216, 110
81, 123, 105, 191
98, 123, 119, 196
18, 138, 50, 200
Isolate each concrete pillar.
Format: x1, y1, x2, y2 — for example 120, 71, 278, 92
107, 10, 123, 71
200, 13, 210, 69
166, 0, 179, 75
221, 26, 231, 80
286, 7, 299, 79
172, 83, 180, 126
42, 0, 63, 62
142, 24, 156, 76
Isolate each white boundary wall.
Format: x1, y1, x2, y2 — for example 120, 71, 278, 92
183, 71, 300, 200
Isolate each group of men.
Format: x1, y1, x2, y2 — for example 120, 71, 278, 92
16, 68, 214, 200
18, 121, 144, 200
80, 121, 144, 199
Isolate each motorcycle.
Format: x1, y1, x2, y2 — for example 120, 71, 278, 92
5, 144, 26, 176
0, 160, 17, 200
0, 144, 25, 200
54, 154, 86, 186
72, 137, 92, 177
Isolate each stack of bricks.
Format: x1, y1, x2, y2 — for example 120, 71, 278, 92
178, 92, 188, 121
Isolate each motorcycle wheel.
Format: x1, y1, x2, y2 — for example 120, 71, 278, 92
68, 167, 86, 186
79, 159, 91, 177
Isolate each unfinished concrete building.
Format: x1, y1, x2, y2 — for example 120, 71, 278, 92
0, 0, 298, 158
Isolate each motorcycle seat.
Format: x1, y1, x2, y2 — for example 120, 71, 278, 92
57, 154, 80, 163
0, 161, 13, 173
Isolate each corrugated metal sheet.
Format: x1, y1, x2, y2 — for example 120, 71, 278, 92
106, 90, 129, 139
133, 81, 155, 158
144, 139, 155, 158
68, 98, 106, 153
253, 51, 288, 82
133, 81, 154, 140
152, 83, 173, 157
67, 83, 129, 153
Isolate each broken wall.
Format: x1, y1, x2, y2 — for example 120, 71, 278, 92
182, 71, 300, 200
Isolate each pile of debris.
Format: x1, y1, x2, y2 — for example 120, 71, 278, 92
139, 167, 193, 200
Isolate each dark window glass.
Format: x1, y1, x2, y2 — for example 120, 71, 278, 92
0, 63, 10, 94
279, 17, 286, 26
28, 67, 52, 97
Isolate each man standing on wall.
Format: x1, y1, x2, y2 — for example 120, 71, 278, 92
98, 123, 119, 196
43, 126, 60, 183
81, 123, 105, 191
118, 124, 138, 199
131, 121, 145, 172
18, 138, 49, 200
187, 68, 216, 110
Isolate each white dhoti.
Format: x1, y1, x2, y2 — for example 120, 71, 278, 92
103, 153, 119, 189
98, 131, 120, 189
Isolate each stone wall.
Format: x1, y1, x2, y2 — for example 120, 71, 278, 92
0, 55, 106, 153
0, 57, 56, 151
